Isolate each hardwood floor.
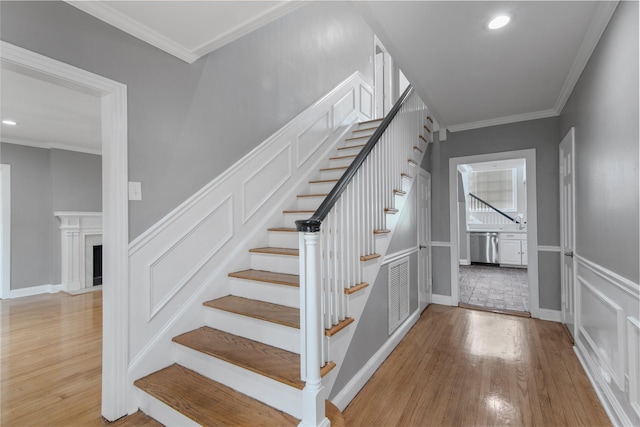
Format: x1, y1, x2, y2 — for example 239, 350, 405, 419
2, 292, 609, 426
343, 304, 611, 427
0, 291, 159, 426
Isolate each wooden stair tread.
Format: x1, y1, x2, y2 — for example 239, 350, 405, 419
249, 247, 299, 257
134, 364, 299, 426
309, 179, 338, 184
297, 193, 328, 198
394, 189, 407, 196
419, 135, 428, 143
424, 125, 432, 133
329, 154, 357, 160
359, 118, 383, 125
427, 116, 434, 123
229, 269, 299, 287
401, 173, 413, 179
320, 166, 348, 172
360, 253, 381, 262
345, 135, 370, 141
413, 145, 423, 153
325, 317, 354, 337
344, 282, 369, 295
205, 295, 300, 328
353, 126, 377, 133
338, 144, 365, 151
385, 208, 399, 213
283, 209, 314, 214
373, 229, 391, 235
326, 400, 345, 427
268, 227, 297, 232
173, 327, 307, 389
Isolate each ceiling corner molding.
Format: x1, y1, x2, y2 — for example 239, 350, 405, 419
192, 1, 306, 58
65, 1, 199, 64
2, 138, 102, 156
447, 109, 559, 133
553, 0, 620, 114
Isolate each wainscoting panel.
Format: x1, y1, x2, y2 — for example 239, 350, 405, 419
297, 112, 330, 168
242, 145, 292, 223
332, 89, 356, 130
574, 255, 640, 427
359, 84, 373, 119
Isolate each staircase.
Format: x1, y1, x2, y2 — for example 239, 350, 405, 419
134, 119, 385, 426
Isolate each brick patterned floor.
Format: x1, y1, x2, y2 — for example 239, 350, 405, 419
459, 264, 529, 312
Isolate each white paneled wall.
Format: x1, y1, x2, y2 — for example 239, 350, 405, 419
574, 255, 640, 426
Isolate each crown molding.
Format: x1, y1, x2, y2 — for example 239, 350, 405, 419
2, 138, 102, 156
192, 1, 307, 58
447, 109, 558, 133
65, 1, 199, 63
553, 1, 619, 114
65, 1, 304, 64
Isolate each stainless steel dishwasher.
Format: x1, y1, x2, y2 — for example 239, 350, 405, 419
470, 232, 499, 264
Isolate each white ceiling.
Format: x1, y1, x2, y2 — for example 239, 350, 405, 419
0, 67, 102, 155
359, 1, 618, 132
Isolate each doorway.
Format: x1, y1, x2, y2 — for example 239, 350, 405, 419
449, 149, 541, 318
418, 169, 432, 311
457, 159, 529, 313
559, 128, 576, 338
0, 42, 129, 420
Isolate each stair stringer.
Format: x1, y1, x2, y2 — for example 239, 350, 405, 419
126, 72, 374, 413
318, 147, 427, 404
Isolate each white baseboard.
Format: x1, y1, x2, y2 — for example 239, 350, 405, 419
459, 259, 470, 266
7, 283, 63, 299
331, 309, 420, 411
536, 308, 562, 322
431, 294, 453, 306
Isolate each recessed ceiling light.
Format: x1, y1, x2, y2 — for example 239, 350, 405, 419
2, 119, 18, 126
488, 15, 511, 30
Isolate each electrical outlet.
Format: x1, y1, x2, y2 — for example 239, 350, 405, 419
128, 182, 142, 201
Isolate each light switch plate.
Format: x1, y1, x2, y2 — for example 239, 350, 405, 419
128, 182, 142, 201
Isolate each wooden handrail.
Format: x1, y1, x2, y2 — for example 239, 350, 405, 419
468, 192, 520, 223
296, 85, 414, 232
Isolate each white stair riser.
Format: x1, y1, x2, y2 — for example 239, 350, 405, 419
284, 212, 314, 228
329, 156, 356, 168
344, 137, 369, 148
309, 181, 337, 194
337, 145, 363, 157
320, 169, 347, 180
137, 389, 200, 427
174, 345, 303, 419
250, 252, 299, 275
352, 127, 376, 137
230, 277, 300, 309
358, 121, 381, 130
297, 196, 325, 211
269, 231, 298, 248
203, 308, 300, 353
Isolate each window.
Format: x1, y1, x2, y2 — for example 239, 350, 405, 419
468, 169, 516, 211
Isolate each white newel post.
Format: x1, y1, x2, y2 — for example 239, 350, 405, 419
299, 231, 329, 427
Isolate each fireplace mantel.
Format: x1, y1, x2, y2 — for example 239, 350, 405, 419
55, 211, 103, 292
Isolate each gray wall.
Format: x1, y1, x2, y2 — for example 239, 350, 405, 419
1, 143, 102, 289
423, 117, 562, 309
0, 1, 374, 240
559, 1, 639, 283
330, 184, 419, 398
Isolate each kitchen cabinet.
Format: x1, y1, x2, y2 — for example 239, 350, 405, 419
500, 233, 527, 266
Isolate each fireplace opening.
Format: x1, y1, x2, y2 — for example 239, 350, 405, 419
93, 245, 103, 286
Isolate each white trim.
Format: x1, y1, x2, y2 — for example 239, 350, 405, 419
0, 41, 130, 421
553, 1, 620, 114
459, 259, 470, 266
331, 309, 420, 411
447, 109, 558, 133
1, 138, 102, 155
449, 149, 540, 318
382, 246, 417, 265
8, 284, 64, 299
431, 293, 453, 306
538, 245, 561, 252
431, 241, 451, 247
576, 254, 639, 298
0, 164, 10, 299
537, 308, 562, 322
65, 1, 304, 64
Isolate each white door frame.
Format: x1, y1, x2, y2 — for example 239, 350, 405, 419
0, 164, 11, 299
448, 149, 540, 318
0, 42, 130, 421
373, 35, 393, 119
418, 168, 432, 311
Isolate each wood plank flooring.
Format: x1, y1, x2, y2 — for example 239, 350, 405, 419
0, 291, 160, 426
2, 292, 610, 426
343, 304, 611, 427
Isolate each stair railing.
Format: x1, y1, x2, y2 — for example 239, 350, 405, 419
296, 86, 429, 426
468, 192, 520, 224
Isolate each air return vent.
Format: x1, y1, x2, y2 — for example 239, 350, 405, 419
389, 257, 410, 334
